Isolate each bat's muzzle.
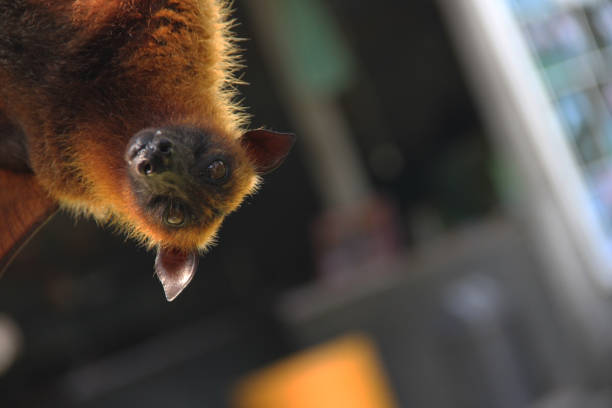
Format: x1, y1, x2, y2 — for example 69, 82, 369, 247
125, 130, 174, 177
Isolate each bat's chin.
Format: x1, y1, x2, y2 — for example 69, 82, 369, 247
127, 190, 224, 251
127, 200, 225, 301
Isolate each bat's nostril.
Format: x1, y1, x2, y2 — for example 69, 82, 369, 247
156, 139, 173, 155
137, 159, 154, 176
133, 140, 173, 176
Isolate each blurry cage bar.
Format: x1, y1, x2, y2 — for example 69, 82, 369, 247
437, 0, 612, 359
246, 0, 401, 281
245, 0, 371, 209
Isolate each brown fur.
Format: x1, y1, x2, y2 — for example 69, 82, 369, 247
0, 0, 258, 251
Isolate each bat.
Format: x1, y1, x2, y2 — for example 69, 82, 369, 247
0, 0, 295, 301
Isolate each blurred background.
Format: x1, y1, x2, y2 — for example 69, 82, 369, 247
5, 0, 612, 406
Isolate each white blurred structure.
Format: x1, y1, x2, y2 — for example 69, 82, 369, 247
0, 314, 21, 375
438, 0, 612, 371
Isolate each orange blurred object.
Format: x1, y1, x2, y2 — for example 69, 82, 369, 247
232, 334, 397, 408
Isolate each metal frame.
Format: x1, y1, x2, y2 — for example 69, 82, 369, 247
437, 0, 612, 362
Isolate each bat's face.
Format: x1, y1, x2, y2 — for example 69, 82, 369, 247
125, 126, 255, 239
123, 125, 295, 301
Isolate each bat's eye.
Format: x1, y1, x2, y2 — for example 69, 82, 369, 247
207, 160, 229, 183
164, 207, 185, 227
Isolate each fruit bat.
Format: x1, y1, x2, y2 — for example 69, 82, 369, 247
0, 0, 295, 301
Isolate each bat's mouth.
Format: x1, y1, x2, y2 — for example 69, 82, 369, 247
146, 196, 193, 228
144, 193, 220, 231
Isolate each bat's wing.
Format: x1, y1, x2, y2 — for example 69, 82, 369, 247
0, 112, 31, 173
0, 111, 58, 275
0, 171, 59, 277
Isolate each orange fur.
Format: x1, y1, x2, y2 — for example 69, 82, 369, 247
0, 0, 259, 251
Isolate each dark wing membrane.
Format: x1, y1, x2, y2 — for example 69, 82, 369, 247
0, 170, 58, 277
0, 111, 30, 172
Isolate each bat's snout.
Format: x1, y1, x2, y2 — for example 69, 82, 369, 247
125, 130, 175, 177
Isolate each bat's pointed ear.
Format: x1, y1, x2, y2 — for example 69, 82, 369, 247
240, 130, 296, 175
154, 247, 198, 301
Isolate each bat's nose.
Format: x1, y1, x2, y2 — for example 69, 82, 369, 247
126, 131, 174, 177
135, 139, 173, 176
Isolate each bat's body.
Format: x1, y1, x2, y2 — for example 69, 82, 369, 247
0, 0, 294, 300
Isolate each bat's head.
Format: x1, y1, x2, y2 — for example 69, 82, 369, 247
124, 125, 295, 301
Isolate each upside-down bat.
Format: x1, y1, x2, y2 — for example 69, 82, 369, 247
0, 0, 295, 301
